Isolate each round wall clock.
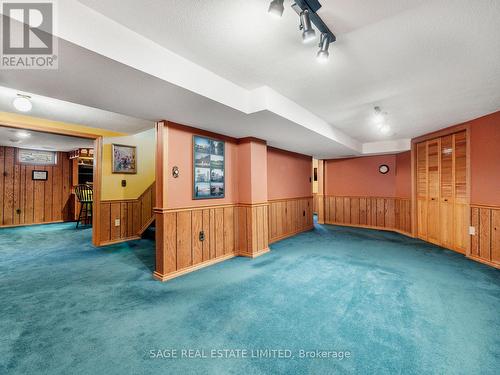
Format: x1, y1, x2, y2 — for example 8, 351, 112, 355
379, 164, 390, 174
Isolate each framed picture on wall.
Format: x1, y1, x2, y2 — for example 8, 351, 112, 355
32, 170, 48, 181
112, 144, 137, 174
18, 149, 57, 165
193, 135, 225, 199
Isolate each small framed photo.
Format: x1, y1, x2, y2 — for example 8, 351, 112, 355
32, 170, 48, 181
112, 144, 137, 174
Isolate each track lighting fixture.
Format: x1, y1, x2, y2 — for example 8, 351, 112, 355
271, 1, 336, 60
300, 10, 316, 43
268, 0, 285, 18
317, 33, 331, 63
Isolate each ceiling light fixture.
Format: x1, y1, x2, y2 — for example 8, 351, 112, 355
373, 106, 391, 134
13, 94, 32, 112
282, 1, 336, 59
317, 33, 331, 63
268, 0, 285, 18
378, 124, 391, 134
374, 107, 385, 124
16, 130, 31, 138
300, 9, 316, 43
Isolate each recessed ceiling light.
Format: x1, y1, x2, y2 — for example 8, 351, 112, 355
13, 95, 32, 112
16, 130, 31, 138
268, 0, 284, 18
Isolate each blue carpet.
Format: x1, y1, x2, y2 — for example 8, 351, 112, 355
1, 222, 499, 374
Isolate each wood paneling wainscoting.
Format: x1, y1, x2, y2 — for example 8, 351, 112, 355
98, 183, 155, 245
154, 204, 239, 282
323, 196, 412, 235
470, 205, 500, 269
268, 197, 313, 243
153, 202, 271, 281
0, 147, 73, 227
238, 203, 270, 257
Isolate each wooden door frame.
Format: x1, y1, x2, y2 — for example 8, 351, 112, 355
0, 120, 103, 246
410, 123, 471, 254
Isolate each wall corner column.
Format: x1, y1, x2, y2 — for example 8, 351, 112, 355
153, 121, 173, 281
317, 160, 325, 224
236, 138, 269, 258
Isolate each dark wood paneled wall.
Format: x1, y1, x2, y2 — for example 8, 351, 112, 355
268, 197, 313, 243
0, 146, 72, 227
470, 205, 500, 269
324, 196, 411, 235
98, 182, 155, 245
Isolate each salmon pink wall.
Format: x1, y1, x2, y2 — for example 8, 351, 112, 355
470, 111, 500, 206
238, 140, 268, 204
395, 151, 411, 198
325, 155, 397, 197
166, 126, 239, 209
267, 147, 312, 200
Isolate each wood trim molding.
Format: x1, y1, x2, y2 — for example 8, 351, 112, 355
268, 196, 314, 203
153, 253, 236, 282
0, 120, 104, 139
470, 203, 500, 209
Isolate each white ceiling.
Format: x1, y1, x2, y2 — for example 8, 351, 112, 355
0, 125, 93, 152
0, 0, 499, 158
0, 86, 153, 134
76, 0, 500, 142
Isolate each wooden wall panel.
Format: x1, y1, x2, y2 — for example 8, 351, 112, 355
479, 208, 491, 260
323, 196, 411, 235
155, 204, 239, 281
98, 182, 156, 245
176, 211, 192, 270
470, 205, 500, 269
268, 197, 314, 243
0, 147, 73, 227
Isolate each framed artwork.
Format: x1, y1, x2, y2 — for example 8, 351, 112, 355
32, 170, 48, 181
193, 135, 225, 199
18, 149, 57, 165
112, 144, 137, 174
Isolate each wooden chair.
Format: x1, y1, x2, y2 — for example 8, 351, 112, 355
75, 184, 93, 228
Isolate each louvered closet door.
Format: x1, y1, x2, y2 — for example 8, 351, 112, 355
453, 131, 468, 253
427, 138, 441, 244
416, 141, 428, 239
440, 135, 454, 248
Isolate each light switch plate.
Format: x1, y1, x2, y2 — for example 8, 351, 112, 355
115, 219, 120, 227
469, 226, 476, 235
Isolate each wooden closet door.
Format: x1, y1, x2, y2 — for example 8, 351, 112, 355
427, 139, 441, 244
440, 135, 454, 248
453, 131, 468, 253
416, 142, 428, 239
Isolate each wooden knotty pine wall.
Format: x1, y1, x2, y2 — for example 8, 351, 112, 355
98, 183, 156, 245
0, 146, 73, 227
154, 197, 313, 281
324, 196, 412, 235
470, 205, 500, 268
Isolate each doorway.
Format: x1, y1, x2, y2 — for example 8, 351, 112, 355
0, 123, 103, 246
